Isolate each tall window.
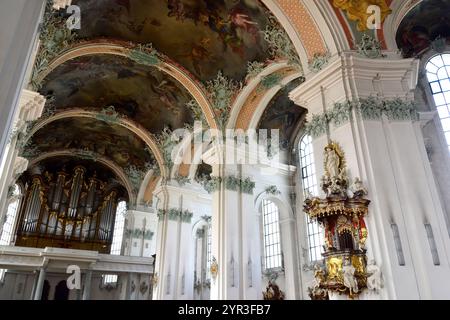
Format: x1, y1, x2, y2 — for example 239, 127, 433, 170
426, 53, 450, 150
262, 199, 282, 270
299, 135, 324, 262
0, 184, 21, 281
103, 200, 126, 285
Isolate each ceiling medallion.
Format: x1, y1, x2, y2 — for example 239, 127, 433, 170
304, 141, 377, 299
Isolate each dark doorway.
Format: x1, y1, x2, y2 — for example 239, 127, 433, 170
41, 280, 50, 300
54, 280, 69, 300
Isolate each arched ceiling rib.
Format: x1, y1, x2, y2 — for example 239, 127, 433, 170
35, 42, 218, 130
22, 156, 129, 201
28, 151, 135, 200
27, 117, 155, 171
71, 0, 276, 82
395, 0, 450, 58
26, 110, 165, 175
40, 54, 194, 134
25, 0, 332, 199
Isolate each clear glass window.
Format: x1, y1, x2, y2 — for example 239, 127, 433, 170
299, 135, 324, 262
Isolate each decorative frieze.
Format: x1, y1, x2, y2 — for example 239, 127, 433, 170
30, 1, 78, 90
95, 106, 121, 124
263, 16, 302, 68
154, 126, 180, 169
205, 71, 242, 130
127, 43, 161, 67
174, 174, 191, 186
258, 74, 283, 92
157, 208, 193, 223
355, 34, 385, 59
305, 97, 418, 138
308, 52, 331, 73
124, 165, 145, 193
327, 101, 354, 126
125, 228, 154, 240
196, 176, 222, 194
186, 100, 206, 125
246, 61, 265, 81
265, 185, 281, 196
304, 114, 328, 139
196, 174, 255, 194
383, 99, 418, 121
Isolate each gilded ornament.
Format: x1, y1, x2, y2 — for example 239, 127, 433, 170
210, 257, 219, 281
332, 0, 392, 31
326, 257, 343, 282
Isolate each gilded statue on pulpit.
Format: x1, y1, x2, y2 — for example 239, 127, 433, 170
304, 141, 374, 299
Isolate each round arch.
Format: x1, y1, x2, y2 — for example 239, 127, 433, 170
35, 41, 219, 130
28, 150, 136, 204
383, 0, 424, 51
26, 109, 167, 178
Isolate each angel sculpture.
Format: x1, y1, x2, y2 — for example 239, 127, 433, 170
366, 260, 382, 292
342, 264, 358, 295
351, 177, 368, 197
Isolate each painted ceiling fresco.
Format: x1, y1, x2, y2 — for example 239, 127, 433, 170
72, 0, 274, 81
28, 117, 155, 170
41, 55, 193, 133
257, 78, 307, 149
396, 0, 450, 58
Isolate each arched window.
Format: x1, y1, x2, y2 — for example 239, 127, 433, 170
262, 199, 282, 270
426, 53, 450, 150
299, 135, 324, 262
102, 200, 126, 285
193, 218, 212, 300
0, 184, 21, 282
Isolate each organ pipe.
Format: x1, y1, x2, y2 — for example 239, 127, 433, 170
15, 165, 126, 253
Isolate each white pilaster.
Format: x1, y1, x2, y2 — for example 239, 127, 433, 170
203, 144, 264, 300
290, 52, 450, 299
0, 0, 45, 167
152, 183, 210, 300
124, 209, 158, 258
0, 90, 46, 233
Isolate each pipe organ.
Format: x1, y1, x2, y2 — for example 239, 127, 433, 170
15, 165, 126, 253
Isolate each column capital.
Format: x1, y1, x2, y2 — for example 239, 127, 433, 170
289, 53, 419, 115
18, 89, 46, 123
13, 156, 28, 179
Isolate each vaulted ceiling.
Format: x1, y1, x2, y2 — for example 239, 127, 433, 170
396, 0, 450, 58
21, 0, 289, 202
41, 54, 194, 133
19, 0, 325, 203
72, 0, 274, 81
